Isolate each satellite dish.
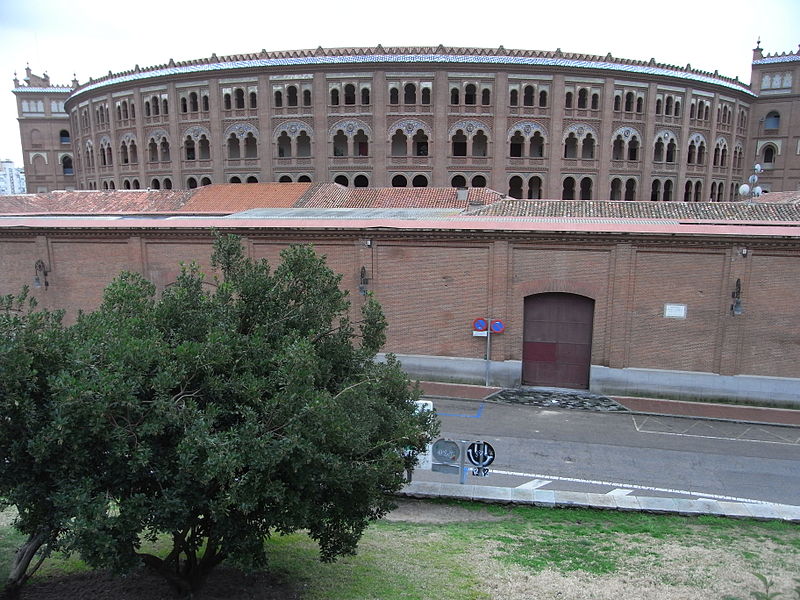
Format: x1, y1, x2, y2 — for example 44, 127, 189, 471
738, 184, 750, 196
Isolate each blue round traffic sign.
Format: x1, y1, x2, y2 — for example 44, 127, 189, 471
490, 319, 505, 334
473, 318, 488, 332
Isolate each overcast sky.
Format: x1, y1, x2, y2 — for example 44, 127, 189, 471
1, 0, 798, 167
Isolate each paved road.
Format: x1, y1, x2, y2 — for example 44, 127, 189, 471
415, 398, 800, 506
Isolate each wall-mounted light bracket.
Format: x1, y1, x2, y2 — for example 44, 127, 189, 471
34, 259, 49, 290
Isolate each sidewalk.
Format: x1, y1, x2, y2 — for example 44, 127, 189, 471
419, 381, 800, 427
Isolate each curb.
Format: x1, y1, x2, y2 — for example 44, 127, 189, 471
398, 481, 800, 522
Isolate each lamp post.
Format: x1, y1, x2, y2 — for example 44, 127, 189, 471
738, 163, 763, 202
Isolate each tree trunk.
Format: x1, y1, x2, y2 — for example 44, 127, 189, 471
3, 532, 48, 599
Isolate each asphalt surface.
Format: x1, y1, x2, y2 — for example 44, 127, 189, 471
412, 386, 800, 509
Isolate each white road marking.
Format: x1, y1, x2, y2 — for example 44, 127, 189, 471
631, 416, 800, 446
491, 468, 783, 505
606, 488, 633, 496
516, 478, 551, 490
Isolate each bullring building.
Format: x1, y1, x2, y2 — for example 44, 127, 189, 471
11, 43, 800, 198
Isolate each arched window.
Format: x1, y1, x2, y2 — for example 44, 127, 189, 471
123, 179, 131, 189
523, 86, 534, 106
624, 178, 636, 201
510, 89, 519, 106
144, 101, 151, 117
333, 130, 348, 156
274, 90, 283, 107
224, 93, 232, 110
303, 90, 312, 106
471, 175, 486, 187
628, 136, 639, 161
666, 140, 676, 163
690, 103, 696, 119
246, 176, 258, 184
297, 132, 311, 157
481, 89, 491, 105
610, 178, 622, 201
391, 174, 407, 187
190, 92, 198, 112
353, 129, 369, 156
687, 142, 696, 164
199, 135, 210, 160
581, 134, 595, 159
201, 177, 212, 186
613, 136, 625, 160
636, 97, 643, 113
562, 177, 575, 200
625, 92, 634, 112
591, 93, 599, 110
472, 130, 487, 157
151, 178, 161, 189
390, 88, 399, 104
344, 84, 356, 105
162, 98, 169, 115
230, 176, 243, 183
710, 181, 717, 201
330, 88, 340, 105
763, 145, 776, 164
129, 141, 138, 163
577, 89, 588, 109
244, 133, 257, 158
228, 134, 241, 159
674, 100, 681, 117
510, 132, 524, 157
664, 180, 673, 202
651, 179, 661, 201
354, 175, 368, 187
693, 181, 702, 202
580, 177, 592, 200
187, 177, 197, 189
120, 143, 129, 164
361, 88, 370, 105
654, 139, 664, 162
697, 142, 706, 165
392, 129, 408, 156
180, 97, 188, 113
249, 91, 257, 109
564, 133, 578, 158
277, 132, 292, 158
61, 155, 73, 175
539, 90, 547, 107
450, 88, 459, 104
565, 91, 573, 108
530, 132, 544, 157
452, 129, 467, 156
286, 85, 297, 106
202, 95, 209, 111
298, 175, 312, 183
509, 175, 523, 199
451, 175, 467, 187
185, 137, 196, 160
404, 83, 417, 104
764, 111, 780, 130
152, 96, 160, 116
655, 99, 663, 114
277, 176, 290, 183
234, 88, 245, 109
412, 174, 428, 187
613, 96, 621, 111
464, 84, 477, 105
421, 88, 431, 104
160, 139, 170, 162
528, 176, 542, 199
148, 139, 158, 162
413, 130, 428, 156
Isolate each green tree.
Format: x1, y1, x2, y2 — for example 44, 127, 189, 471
4, 234, 436, 597
0, 290, 74, 598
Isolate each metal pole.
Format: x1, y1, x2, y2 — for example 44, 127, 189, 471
458, 441, 467, 484
485, 327, 491, 387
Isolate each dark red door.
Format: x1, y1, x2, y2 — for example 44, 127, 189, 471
522, 293, 594, 389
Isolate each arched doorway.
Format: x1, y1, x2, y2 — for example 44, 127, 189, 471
522, 293, 594, 389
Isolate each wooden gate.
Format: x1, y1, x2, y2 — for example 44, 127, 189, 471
522, 293, 594, 389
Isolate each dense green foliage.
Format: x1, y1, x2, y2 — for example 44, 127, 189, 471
0, 235, 437, 597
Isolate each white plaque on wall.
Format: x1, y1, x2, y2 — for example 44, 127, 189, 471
663, 304, 687, 319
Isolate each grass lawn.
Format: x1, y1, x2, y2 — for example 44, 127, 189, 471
1, 500, 798, 599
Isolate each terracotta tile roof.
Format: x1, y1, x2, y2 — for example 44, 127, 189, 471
753, 190, 800, 204
467, 200, 800, 222
299, 186, 503, 209
0, 190, 192, 214
294, 183, 352, 208
180, 183, 312, 212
